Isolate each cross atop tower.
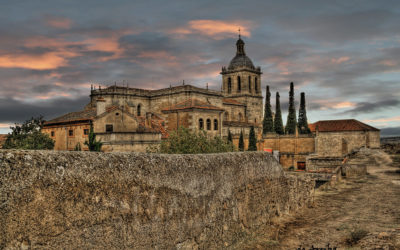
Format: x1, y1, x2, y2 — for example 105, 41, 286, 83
238, 27, 241, 38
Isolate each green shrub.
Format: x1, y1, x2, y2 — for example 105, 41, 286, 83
3, 116, 54, 150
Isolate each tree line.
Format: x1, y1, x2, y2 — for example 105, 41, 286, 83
262, 82, 311, 135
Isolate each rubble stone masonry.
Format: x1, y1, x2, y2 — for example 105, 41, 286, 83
0, 150, 314, 249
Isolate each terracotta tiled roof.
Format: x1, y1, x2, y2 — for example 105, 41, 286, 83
162, 98, 224, 112
309, 119, 379, 132
222, 98, 244, 105
44, 109, 96, 125
0, 134, 7, 148
137, 115, 168, 138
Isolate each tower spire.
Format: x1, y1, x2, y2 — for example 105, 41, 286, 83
236, 29, 245, 55
238, 27, 241, 39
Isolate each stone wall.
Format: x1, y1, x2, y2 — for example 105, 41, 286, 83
315, 131, 379, 157
0, 150, 314, 249
262, 134, 315, 169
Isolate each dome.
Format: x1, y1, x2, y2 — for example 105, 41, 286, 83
227, 37, 255, 70
228, 54, 255, 70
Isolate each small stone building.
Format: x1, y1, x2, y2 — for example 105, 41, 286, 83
310, 119, 380, 157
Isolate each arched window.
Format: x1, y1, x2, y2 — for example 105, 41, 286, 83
224, 112, 229, 121
248, 76, 252, 92
137, 104, 141, 116
199, 118, 204, 129
238, 113, 243, 122
255, 77, 258, 93
237, 76, 241, 92
227, 77, 232, 94
206, 119, 211, 130
214, 119, 218, 130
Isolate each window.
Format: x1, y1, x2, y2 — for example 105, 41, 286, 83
248, 76, 251, 91
228, 77, 232, 94
255, 77, 258, 92
297, 162, 306, 171
68, 129, 74, 137
115, 112, 119, 116
137, 104, 141, 116
238, 113, 243, 122
214, 119, 218, 130
83, 129, 89, 135
237, 76, 241, 92
206, 119, 211, 130
224, 112, 229, 121
51, 131, 55, 137
106, 124, 113, 132
199, 118, 204, 129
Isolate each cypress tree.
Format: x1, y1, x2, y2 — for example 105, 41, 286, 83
248, 126, 257, 151
262, 85, 274, 134
227, 129, 233, 143
274, 92, 284, 134
238, 130, 244, 151
298, 92, 311, 134
285, 82, 297, 134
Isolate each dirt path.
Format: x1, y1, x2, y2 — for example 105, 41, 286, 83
275, 151, 400, 249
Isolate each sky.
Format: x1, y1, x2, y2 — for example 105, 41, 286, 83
0, 0, 399, 136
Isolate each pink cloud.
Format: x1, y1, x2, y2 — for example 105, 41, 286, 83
45, 16, 72, 29
363, 116, 400, 124
331, 56, 350, 64
171, 19, 253, 39
0, 52, 70, 70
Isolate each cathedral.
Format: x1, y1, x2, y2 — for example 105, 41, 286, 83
43, 36, 264, 152
42, 36, 380, 171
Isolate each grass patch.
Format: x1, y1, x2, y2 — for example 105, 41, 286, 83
345, 228, 368, 246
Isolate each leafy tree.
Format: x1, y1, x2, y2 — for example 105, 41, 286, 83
227, 129, 233, 143
3, 116, 54, 150
150, 126, 234, 154
262, 85, 274, 134
84, 125, 102, 151
248, 126, 257, 151
274, 92, 284, 135
298, 92, 311, 134
285, 82, 297, 134
238, 130, 245, 151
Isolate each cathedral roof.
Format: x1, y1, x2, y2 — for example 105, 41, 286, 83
44, 109, 97, 125
228, 36, 255, 70
162, 98, 224, 112
309, 119, 380, 132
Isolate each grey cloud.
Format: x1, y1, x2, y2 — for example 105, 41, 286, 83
340, 99, 400, 115
0, 96, 89, 123
381, 127, 400, 137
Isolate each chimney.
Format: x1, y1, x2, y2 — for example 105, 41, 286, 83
96, 98, 106, 116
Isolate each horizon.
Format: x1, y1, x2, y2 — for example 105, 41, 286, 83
0, 0, 399, 137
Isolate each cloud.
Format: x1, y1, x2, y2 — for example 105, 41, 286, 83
380, 127, 400, 137
44, 15, 72, 29
171, 20, 253, 39
0, 96, 89, 124
340, 99, 400, 115
363, 116, 400, 124
0, 52, 70, 70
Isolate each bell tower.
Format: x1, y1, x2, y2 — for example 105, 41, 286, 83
221, 34, 262, 97
220, 34, 263, 125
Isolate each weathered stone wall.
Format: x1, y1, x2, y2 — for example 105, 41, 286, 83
262, 134, 315, 169
315, 131, 377, 157
0, 150, 314, 249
